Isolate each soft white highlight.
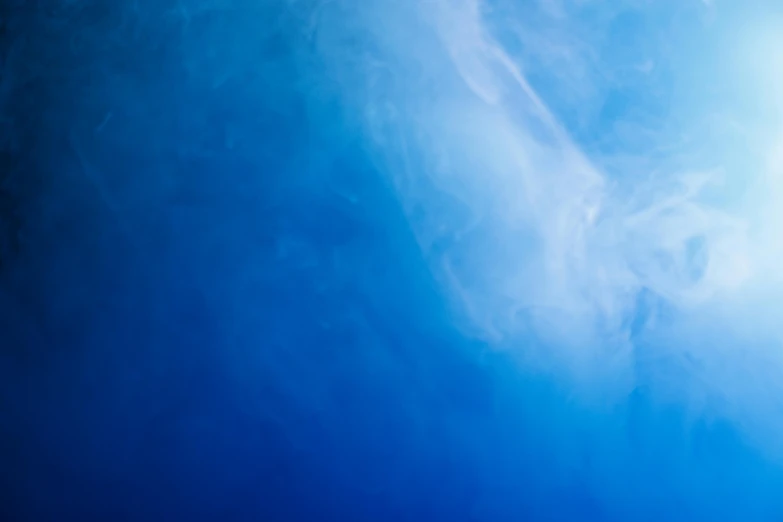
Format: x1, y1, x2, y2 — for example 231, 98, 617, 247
316, 0, 783, 446
366, 1, 751, 329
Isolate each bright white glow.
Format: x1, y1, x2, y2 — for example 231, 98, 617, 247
316, 0, 783, 451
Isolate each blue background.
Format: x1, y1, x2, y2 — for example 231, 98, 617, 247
3, 1, 783, 520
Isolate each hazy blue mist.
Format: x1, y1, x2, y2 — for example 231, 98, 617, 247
3, 1, 783, 520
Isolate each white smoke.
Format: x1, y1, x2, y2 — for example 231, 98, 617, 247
314, 0, 783, 449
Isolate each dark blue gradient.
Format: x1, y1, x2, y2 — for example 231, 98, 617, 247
3, 2, 783, 521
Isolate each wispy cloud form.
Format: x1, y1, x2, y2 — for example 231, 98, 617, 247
316, 0, 783, 447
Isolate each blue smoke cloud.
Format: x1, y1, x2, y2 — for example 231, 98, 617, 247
318, 0, 783, 428
3, 0, 783, 520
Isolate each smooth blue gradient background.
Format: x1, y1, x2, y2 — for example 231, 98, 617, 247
3, 1, 783, 520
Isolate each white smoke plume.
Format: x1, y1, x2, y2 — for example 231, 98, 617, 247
313, 0, 783, 451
